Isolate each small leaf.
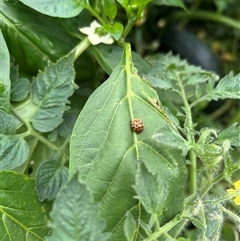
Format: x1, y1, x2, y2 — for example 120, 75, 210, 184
11, 77, 30, 102
201, 204, 223, 241
46, 172, 110, 241
48, 112, 78, 141
0, 171, 50, 240
213, 0, 233, 13
10, 62, 19, 85
105, 22, 124, 41
153, 123, 189, 153
0, 30, 11, 112
188, 198, 206, 233
0, 110, 16, 135
206, 72, 240, 100
0, 135, 30, 170
36, 160, 69, 201
0, 1, 79, 73
195, 84, 201, 99
124, 212, 137, 241
153, 0, 188, 11
102, 0, 117, 21
19, 0, 84, 17
117, 0, 151, 18
30, 53, 76, 132
133, 161, 168, 215
215, 123, 240, 147
0, 83, 5, 94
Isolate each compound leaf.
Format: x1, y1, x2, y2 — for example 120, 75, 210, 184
206, 72, 240, 100
30, 53, 76, 132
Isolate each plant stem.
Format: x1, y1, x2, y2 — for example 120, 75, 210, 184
143, 214, 182, 241
72, 37, 91, 60
170, 10, 240, 31
122, 19, 135, 39
220, 205, 240, 223
199, 171, 225, 198
189, 149, 197, 194
177, 76, 196, 194
11, 105, 69, 161
31, 129, 69, 160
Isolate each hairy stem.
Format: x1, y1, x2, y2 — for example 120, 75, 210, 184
177, 76, 196, 194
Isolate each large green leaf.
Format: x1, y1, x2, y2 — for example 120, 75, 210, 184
90, 44, 151, 75
0, 135, 30, 170
47, 172, 110, 241
70, 44, 187, 239
0, 1, 78, 73
19, 0, 85, 18
0, 171, 51, 240
0, 31, 10, 112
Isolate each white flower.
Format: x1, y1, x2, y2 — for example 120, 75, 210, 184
79, 20, 114, 45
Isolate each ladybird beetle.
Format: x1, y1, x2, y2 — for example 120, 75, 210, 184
131, 118, 144, 133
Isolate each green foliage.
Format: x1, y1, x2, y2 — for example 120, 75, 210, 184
46, 172, 110, 241
0, 111, 30, 169
18, 0, 85, 18
0, 31, 10, 112
0, 1, 78, 73
36, 160, 69, 201
30, 54, 76, 132
133, 161, 168, 216
0, 0, 239, 240
70, 44, 187, 239
124, 211, 137, 240
153, 0, 187, 11
0, 171, 50, 240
